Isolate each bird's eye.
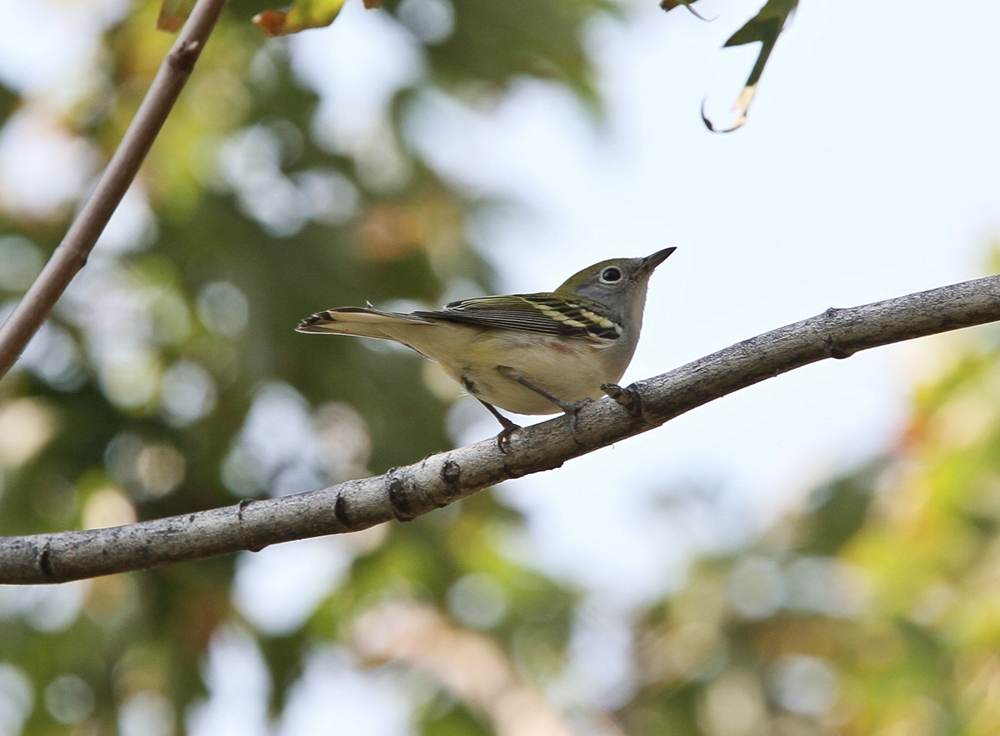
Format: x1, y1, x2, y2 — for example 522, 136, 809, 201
600, 267, 622, 283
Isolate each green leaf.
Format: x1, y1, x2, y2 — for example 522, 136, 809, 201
425, 0, 612, 110
659, 0, 711, 21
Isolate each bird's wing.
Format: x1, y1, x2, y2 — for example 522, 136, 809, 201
415, 293, 622, 340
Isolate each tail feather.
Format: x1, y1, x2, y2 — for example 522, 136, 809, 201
296, 306, 433, 339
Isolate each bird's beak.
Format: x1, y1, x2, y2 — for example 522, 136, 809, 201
636, 247, 676, 277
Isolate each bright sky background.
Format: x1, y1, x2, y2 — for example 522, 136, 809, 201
3, 0, 1000, 731
397, 0, 1000, 606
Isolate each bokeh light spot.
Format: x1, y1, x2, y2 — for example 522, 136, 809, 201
769, 654, 839, 717
160, 359, 217, 426
0, 397, 57, 469
727, 556, 785, 620
44, 674, 94, 725
83, 488, 137, 529
0, 664, 33, 736
0, 235, 43, 291
397, 0, 455, 45
447, 573, 509, 630
118, 691, 175, 736
197, 281, 249, 338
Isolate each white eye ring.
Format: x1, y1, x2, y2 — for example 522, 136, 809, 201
600, 267, 622, 284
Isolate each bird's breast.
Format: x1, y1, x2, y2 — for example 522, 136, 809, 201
450, 331, 628, 415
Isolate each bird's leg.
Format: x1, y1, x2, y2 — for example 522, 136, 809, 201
499, 368, 591, 433
463, 376, 521, 452
477, 399, 521, 453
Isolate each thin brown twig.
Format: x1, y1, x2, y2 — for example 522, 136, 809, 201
0, 0, 229, 380
2, 274, 999, 584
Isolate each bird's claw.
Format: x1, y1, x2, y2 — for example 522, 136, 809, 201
495, 422, 521, 454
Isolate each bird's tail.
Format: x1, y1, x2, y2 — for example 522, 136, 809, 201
296, 305, 433, 340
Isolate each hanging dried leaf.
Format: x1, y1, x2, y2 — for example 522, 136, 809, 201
703, 0, 798, 132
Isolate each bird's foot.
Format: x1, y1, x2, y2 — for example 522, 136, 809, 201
495, 421, 521, 454
475, 397, 521, 454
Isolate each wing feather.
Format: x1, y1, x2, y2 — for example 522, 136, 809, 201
414, 293, 622, 340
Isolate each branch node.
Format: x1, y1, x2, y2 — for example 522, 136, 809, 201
822, 308, 855, 359
59, 242, 89, 270
333, 492, 351, 529
37, 544, 54, 582
236, 499, 266, 552
825, 338, 853, 360
441, 459, 461, 486
387, 471, 417, 522
602, 382, 654, 425
169, 40, 203, 72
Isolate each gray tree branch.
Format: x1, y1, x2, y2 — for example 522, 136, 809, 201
0, 0, 228, 380
3, 274, 999, 584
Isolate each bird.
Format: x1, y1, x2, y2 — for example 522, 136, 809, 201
297, 247, 675, 440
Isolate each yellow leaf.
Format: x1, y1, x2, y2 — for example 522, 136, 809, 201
156, 0, 196, 32
253, 0, 350, 37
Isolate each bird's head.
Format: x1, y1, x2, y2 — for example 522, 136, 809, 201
556, 247, 676, 322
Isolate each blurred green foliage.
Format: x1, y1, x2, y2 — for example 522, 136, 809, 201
614, 327, 1000, 735
0, 0, 598, 732
2, 1, 999, 735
